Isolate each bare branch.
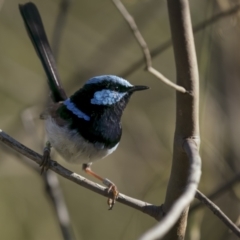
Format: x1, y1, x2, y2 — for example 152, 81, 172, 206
114, 0, 202, 238
158, 0, 201, 238
147, 67, 186, 94
120, 4, 240, 78
44, 171, 76, 240
191, 173, 240, 212
0, 129, 161, 218
112, 0, 187, 93
139, 140, 201, 240
139, 0, 201, 238
112, 0, 152, 67
195, 190, 240, 237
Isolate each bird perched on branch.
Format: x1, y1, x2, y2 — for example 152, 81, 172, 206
19, 2, 148, 209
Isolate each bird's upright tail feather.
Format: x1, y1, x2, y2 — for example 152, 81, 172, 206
19, 2, 67, 102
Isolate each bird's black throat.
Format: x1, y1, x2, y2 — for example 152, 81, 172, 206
58, 97, 130, 149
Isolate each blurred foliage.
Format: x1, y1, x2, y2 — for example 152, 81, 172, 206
1, 0, 240, 239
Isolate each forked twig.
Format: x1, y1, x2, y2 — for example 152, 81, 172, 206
120, 4, 240, 78
112, 0, 187, 93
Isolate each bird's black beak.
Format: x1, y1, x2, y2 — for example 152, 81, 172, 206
128, 85, 149, 93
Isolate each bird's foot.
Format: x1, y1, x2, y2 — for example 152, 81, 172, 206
82, 164, 119, 209
103, 178, 119, 210
40, 141, 52, 174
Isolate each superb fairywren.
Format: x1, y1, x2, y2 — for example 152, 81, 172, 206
19, 2, 148, 209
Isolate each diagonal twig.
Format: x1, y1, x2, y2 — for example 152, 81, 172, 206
44, 170, 75, 240
112, 0, 187, 93
0, 129, 161, 219
120, 4, 240, 78
191, 173, 240, 212
195, 190, 240, 237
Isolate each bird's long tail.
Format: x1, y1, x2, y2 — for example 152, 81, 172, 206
19, 2, 67, 102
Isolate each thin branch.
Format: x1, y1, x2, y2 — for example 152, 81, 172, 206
120, 4, 240, 78
192, 3, 240, 33
147, 67, 186, 93
44, 171, 76, 240
195, 190, 240, 237
112, 0, 187, 93
139, 140, 201, 240
112, 0, 152, 67
191, 173, 240, 212
140, 0, 201, 239
0, 129, 161, 219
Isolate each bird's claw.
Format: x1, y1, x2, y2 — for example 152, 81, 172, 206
40, 141, 51, 174
107, 184, 119, 210
102, 178, 119, 209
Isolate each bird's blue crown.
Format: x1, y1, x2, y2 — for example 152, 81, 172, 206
87, 75, 132, 105
85, 75, 133, 88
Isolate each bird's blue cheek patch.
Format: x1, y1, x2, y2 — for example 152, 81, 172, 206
63, 98, 90, 121
91, 90, 127, 105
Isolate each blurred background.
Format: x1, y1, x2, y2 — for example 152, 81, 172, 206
0, 0, 240, 239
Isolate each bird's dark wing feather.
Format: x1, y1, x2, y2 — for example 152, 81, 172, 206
19, 2, 67, 102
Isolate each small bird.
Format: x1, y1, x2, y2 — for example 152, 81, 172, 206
19, 2, 148, 209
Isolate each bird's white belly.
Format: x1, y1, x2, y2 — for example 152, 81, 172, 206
45, 117, 118, 163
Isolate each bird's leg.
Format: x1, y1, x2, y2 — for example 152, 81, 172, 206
40, 141, 52, 174
82, 163, 119, 210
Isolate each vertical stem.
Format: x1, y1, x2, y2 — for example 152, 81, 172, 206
163, 0, 200, 239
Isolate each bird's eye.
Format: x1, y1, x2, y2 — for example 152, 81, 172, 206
115, 86, 119, 91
